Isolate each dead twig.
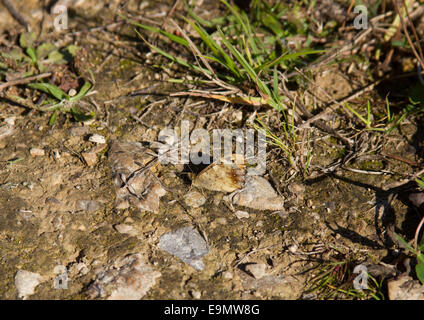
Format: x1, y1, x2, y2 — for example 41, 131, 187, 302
395, 0, 424, 70
0, 72, 52, 91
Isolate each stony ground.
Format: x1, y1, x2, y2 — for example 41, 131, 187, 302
1, 0, 424, 300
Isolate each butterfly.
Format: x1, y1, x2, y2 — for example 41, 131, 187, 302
192, 154, 245, 193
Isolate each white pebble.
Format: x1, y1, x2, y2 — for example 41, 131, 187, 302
190, 290, 201, 299
30, 148, 45, 156
234, 210, 249, 219
89, 134, 106, 144
245, 263, 267, 279
15, 270, 44, 299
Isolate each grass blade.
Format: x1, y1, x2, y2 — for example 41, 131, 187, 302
28, 83, 68, 101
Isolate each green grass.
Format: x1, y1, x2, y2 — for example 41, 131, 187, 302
306, 258, 385, 300
0, 32, 94, 124
122, 0, 326, 163
28, 81, 94, 124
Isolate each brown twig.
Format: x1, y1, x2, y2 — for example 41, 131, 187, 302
381, 152, 419, 166
395, 0, 424, 69
0, 72, 52, 91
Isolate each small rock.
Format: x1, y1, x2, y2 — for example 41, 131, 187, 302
30, 148, 45, 156
289, 244, 298, 253
234, 210, 249, 219
245, 263, 267, 279
5, 117, 15, 126
222, 271, 233, 280
114, 224, 137, 237
184, 191, 206, 208
68, 88, 77, 97
89, 134, 106, 144
15, 270, 44, 299
82, 152, 97, 166
388, 275, 424, 300
228, 176, 284, 211
190, 290, 201, 299
21, 181, 34, 190
0, 116, 15, 141
159, 226, 209, 271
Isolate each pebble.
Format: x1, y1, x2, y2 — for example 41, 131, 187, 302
234, 210, 249, 219
388, 275, 424, 300
15, 270, 44, 299
184, 191, 206, 208
114, 223, 137, 237
190, 290, 201, 299
245, 263, 267, 279
229, 176, 284, 211
82, 152, 97, 166
159, 226, 209, 271
30, 148, 45, 156
89, 134, 106, 144
5, 117, 15, 126
68, 88, 77, 97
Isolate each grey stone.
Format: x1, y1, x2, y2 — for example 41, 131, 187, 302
159, 226, 209, 271
229, 176, 284, 211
